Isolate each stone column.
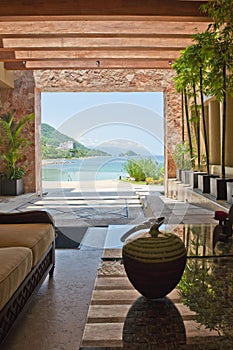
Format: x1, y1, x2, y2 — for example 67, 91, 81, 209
200, 104, 209, 169
225, 95, 233, 167
35, 88, 42, 196
208, 100, 220, 165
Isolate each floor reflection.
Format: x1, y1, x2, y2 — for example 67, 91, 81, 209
167, 223, 233, 258
178, 257, 233, 348
123, 296, 186, 349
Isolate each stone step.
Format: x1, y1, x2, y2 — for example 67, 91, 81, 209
95, 277, 132, 290
81, 323, 123, 348
81, 320, 219, 348
87, 303, 196, 323
91, 289, 140, 305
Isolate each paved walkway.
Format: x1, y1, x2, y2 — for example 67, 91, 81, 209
0, 180, 221, 227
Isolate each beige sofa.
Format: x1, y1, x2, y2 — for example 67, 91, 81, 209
0, 210, 55, 345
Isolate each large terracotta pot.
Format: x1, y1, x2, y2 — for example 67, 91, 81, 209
122, 217, 187, 299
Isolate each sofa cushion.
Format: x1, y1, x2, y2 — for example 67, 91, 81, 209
0, 247, 33, 310
0, 223, 54, 266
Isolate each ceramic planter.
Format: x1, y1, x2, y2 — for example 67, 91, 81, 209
210, 178, 233, 201
227, 182, 233, 204
181, 170, 191, 185
176, 169, 182, 181
189, 171, 207, 188
1, 178, 24, 196
198, 174, 219, 193
122, 219, 187, 299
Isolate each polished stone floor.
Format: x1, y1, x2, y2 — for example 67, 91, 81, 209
0, 183, 232, 350
80, 257, 233, 349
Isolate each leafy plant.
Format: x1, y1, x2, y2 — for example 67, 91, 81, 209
0, 110, 34, 179
123, 158, 164, 182
178, 257, 233, 341
172, 37, 211, 173
173, 141, 195, 170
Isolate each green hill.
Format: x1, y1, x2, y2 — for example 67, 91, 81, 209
41, 123, 110, 159
42, 123, 87, 150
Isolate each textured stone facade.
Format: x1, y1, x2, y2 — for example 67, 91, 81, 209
0, 69, 182, 195
0, 71, 36, 193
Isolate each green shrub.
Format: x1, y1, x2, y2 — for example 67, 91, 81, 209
123, 158, 164, 182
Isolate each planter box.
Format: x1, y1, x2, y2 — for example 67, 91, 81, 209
189, 171, 207, 189
210, 178, 233, 201
198, 174, 219, 193
1, 178, 24, 196
0, 173, 3, 195
181, 170, 191, 185
176, 169, 182, 181
227, 182, 233, 204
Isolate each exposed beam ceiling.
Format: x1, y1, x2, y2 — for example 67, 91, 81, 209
0, 0, 211, 70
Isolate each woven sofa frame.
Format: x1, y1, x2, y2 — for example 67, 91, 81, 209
0, 210, 55, 346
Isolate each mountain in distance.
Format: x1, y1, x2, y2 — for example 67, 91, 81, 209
41, 123, 110, 158
41, 124, 163, 162
94, 139, 156, 156
42, 123, 88, 150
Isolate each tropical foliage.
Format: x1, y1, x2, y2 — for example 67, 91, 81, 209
0, 110, 34, 179
172, 0, 233, 177
123, 158, 164, 183
173, 141, 196, 171
178, 258, 233, 342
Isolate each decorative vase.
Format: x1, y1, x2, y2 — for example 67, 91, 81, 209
122, 217, 187, 299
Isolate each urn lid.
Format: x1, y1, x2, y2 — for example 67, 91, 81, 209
123, 232, 186, 263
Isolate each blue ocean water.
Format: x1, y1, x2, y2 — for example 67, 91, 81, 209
42, 156, 164, 182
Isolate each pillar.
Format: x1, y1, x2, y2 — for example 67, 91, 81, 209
200, 104, 209, 168
208, 100, 220, 165
225, 95, 233, 167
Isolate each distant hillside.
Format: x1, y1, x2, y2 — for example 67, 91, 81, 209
42, 123, 87, 150
41, 123, 110, 159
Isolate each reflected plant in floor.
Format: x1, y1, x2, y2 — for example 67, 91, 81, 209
178, 258, 233, 342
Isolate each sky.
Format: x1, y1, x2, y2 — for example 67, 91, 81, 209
41, 92, 164, 156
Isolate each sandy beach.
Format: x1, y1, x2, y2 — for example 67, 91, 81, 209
43, 179, 123, 189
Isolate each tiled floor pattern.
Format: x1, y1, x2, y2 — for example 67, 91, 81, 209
14, 188, 147, 228
80, 260, 220, 350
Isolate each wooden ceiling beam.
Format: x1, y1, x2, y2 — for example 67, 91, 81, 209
2, 37, 194, 50
4, 58, 174, 70
0, 20, 209, 36
0, 1, 211, 70
0, 51, 15, 59
0, 15, 211, 23
8, 49, 180, 60
0, 1, 209, 17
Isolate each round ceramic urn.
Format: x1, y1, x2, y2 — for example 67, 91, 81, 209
122, 219, 187, 299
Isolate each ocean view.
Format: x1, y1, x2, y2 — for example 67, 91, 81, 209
42, 155, 164, 182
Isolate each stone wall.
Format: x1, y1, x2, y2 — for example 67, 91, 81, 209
0, 68, 182, 195
0, 71, 36, 193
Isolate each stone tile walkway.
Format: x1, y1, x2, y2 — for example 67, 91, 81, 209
80, 260, 221, 349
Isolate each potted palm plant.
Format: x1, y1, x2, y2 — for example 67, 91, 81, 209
0, 110, 34, 195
